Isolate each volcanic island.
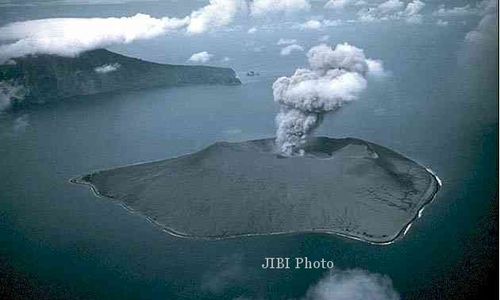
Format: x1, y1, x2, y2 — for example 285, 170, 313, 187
72, 137, 440, 244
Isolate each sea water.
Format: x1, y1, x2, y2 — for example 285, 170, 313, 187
0, 1, 497, 299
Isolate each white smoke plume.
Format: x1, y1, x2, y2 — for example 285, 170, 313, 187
272, 43, 384, 155
0, 0, 241, 63
303, 269, 400, 300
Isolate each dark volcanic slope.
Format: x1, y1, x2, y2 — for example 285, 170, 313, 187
73, 137, 440, 244
0, 49, 241, 108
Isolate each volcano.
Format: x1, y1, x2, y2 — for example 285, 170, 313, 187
72, 137, 440, 244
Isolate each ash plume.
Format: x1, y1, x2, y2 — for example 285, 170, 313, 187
272, 43, 384, 155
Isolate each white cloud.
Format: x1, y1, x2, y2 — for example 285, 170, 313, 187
297, 19, 341, 30
401, 0, 425, 23
273, 43, 385, 154
318, 35, 330, 42
186, 0, 243, 34
280, 44, 304, 55
188, 51, 213, 63
465, 0, 497, 44
94, 63, 121, 73
277, 38, 298, 45
303, 269, 400, 300
1, 0, 159, 6
299, 19, 322, 29
0, 0, 242, 62
377, 0, 404, 15
357, 9, 376, 22
253, 46, 265, 52
201, 254, 245, 294
250, 0, 311, 17
433, 4, 476, 17
477, 0, 497, 13
324, 0, 354, 10
247, 26, 257, 34
434, 0, 495, 18
403, 0, 425, 17
357, 0, 424, 24
0, 14, 187, 62
436, 19, 448, 26
323, 19, 342, 26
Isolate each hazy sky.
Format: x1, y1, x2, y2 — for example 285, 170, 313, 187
0, 0, 496, 63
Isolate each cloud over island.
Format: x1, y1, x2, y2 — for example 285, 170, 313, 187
188, 51, 214, 63
0, 0, 242, 62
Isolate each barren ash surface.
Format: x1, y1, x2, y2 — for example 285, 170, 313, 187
72, 137, 440, 244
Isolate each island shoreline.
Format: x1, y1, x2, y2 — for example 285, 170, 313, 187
69, 137, 442, 246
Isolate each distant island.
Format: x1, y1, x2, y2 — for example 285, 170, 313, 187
72, 137, 441, 244
0, 49, 241, 110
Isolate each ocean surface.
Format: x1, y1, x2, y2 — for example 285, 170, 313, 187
0, 1, 497, 299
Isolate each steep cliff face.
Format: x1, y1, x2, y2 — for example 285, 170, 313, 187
0, 49, 241, 109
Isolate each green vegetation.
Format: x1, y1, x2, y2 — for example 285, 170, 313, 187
0, 49, 241, 108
